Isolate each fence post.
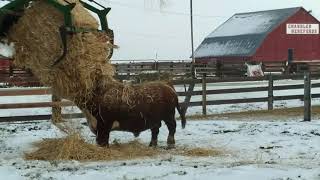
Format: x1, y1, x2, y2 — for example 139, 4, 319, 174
304, 72, 311, 121
52, 94, 62, 123
154, 61, 158, 71
202, 74, 207, 115
183, 82, 195, 114
9, 64, 13, 77
268, 75, 274, 110
127, 63, 130, 78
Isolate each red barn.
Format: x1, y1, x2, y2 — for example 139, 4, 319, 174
0, 55, 10, 70
194, 7, 320, 74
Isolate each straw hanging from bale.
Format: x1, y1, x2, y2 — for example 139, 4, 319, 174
8, 0, 115, 107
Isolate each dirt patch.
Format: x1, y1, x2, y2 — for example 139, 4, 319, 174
187, 106, 320, 121
175, 147, 222, 157
24, 134, 223, 161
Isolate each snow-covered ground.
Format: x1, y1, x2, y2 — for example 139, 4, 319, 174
0, 119, 319, 180
0, 79, 320, 180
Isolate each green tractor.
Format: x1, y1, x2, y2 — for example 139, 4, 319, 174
0, 0, 114, 65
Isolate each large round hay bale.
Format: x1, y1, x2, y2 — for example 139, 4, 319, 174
8, 0, 114, 105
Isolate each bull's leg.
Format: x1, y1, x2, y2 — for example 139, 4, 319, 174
95, 115, 111, 147
149, 122, 161, 147
133, 132, 140, 138
164, 113, 176, 149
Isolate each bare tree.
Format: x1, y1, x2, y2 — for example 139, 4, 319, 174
144, 0, 169, 10
159, 0, 167, 9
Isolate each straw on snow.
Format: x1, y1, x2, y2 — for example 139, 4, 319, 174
25, 133, 223, 161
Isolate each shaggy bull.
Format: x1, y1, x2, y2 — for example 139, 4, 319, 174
86, 81, 186, 148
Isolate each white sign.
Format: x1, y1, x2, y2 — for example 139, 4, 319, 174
286, 24, 319, 34
245, 63, 264, 77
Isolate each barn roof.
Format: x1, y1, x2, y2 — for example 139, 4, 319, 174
194, 7, 302, 58
0, 55, 9, 59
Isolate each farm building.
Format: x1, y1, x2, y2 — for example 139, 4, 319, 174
194, 7, 320, 75
0, 55, 10, 69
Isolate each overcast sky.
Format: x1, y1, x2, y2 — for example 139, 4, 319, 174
1, 0, 318, 61
96, 0, 320, 61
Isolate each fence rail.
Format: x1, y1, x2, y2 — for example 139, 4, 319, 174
0, 73, 317, 122
2, 60, 320, 86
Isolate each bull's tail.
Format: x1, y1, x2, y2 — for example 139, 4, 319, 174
176, 98, 186, 129
165, 82, 186, 129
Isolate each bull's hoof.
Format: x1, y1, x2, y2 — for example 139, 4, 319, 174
166, 144, 175, 149
149, 140, 158, 147
97, 143, 109, 148
96, 139, 109, 147
133, 132, 140, 138
167, 136, 175, 145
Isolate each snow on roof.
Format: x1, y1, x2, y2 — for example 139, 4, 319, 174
194, 35, 260, 57
195, 7, 301, 58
